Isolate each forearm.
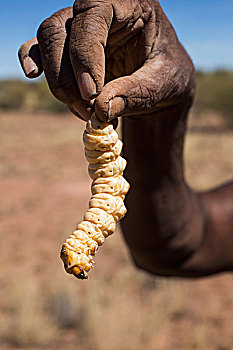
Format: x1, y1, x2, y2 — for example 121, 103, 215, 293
121, 110, 233, 277
121, 108, 204, 276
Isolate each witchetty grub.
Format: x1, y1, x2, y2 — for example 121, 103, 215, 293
60, 113, 130, 279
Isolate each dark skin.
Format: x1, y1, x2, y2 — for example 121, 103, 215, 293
19, 0, 233, 277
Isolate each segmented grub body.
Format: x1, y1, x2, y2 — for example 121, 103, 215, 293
60, 114, 130, 279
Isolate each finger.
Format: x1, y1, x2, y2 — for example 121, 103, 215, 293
18, 37, 43, 78
69, 100, 94, 121
68, 106, 87, 121
70, 0, 114, 100
37, 7, 92, 121
95, 53, 192, 121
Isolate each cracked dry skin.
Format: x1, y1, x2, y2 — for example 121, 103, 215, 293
60, 114, 130, 279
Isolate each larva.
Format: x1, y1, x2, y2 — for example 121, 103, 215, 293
60, 113, 130, 279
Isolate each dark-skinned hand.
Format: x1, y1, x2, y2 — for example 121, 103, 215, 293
18, 0, 195, 123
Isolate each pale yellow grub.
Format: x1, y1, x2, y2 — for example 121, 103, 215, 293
60, 114, 130, 279
88, 156, 126, 180
91, 175, 130, 198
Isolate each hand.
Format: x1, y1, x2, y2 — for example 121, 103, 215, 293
18, 0, 195, 122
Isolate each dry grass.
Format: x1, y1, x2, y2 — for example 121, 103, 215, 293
0, 111, 232, 350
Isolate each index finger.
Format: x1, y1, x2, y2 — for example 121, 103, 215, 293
70, 0, 113, 100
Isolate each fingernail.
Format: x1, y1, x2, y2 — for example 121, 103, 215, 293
108, 97, 125, 120
77, 71, 96, 100
23, 57, 36, 76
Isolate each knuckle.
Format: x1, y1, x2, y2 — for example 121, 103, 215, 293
123, 77, 153, 111
37, 18, 57, 41
18, 44, 25, 59
73, 0, 108, 15
18, 40, 31, 60
37, 18, 51, 35
73, 0, 93, 12
37, 12, 66, 44
18, 38, 38, 60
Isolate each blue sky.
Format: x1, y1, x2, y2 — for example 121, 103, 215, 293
0, 0, 232, 80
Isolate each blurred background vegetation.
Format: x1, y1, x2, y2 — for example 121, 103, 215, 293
195, 70, 233, 127
0, 78, 67, 114
0, 70, 233, 127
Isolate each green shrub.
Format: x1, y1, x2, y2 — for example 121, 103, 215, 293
0, 78, 68, 114
194, 70, 233, 126
0, 80, 28, 110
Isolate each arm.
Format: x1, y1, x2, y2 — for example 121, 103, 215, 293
18, 0, 233, 277
121, 111, 233, 277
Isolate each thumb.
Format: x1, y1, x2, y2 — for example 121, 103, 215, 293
95, 54, 191, 122
95, 60, 165, 121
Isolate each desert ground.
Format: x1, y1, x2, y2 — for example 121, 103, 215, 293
0, 111, 232, 350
